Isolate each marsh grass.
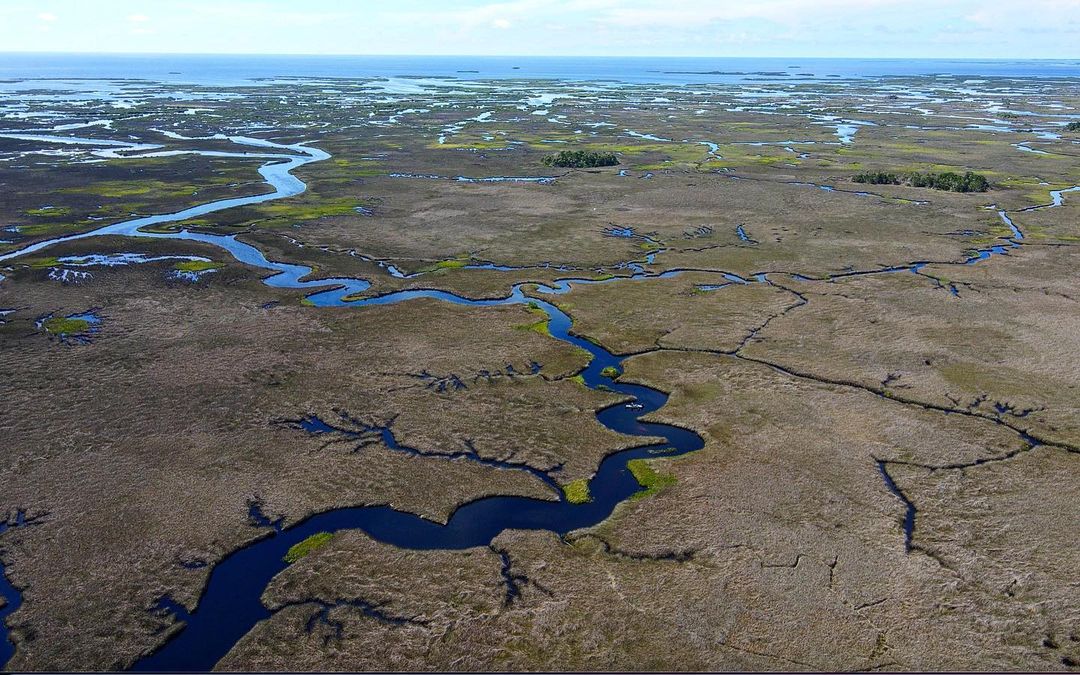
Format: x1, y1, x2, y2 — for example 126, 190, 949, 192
42, 317, 91, 335
283, 532, 334, 563
562, 479, 592, 504
627, 459, 676, 501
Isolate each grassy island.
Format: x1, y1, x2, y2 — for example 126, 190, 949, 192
173, 260, 223, 273
853, 170, 989, 192
42, 317, 91, 336
542, 150, 619, 168
562, 479, 592, 504
283, 532, 334, 563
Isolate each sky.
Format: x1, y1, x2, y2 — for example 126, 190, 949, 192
1, 0, 1078, 58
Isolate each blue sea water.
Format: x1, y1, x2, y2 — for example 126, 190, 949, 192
1, 53, 1078, 86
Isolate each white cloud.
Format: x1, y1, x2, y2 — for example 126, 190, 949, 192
6, 0, 1079, 58
964, 0, 1080, 27
596, 0, 900, 28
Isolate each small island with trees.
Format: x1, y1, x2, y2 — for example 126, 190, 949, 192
542, 150, 620, 168
853, 170, 990, 192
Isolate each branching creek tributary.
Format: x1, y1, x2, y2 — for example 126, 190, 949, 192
0, 130, 1074, 671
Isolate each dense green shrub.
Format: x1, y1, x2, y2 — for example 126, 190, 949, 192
1065, 121, 1080, 132
852, 171, 901, 185
853, 170, 989, 192
908, 171, 989, 192
541, 150, 619, 168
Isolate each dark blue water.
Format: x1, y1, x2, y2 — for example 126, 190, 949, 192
1, 54, 1079, 87
0, 518, 24, 668
875, 462, 916, 552
132, 294, 703, 672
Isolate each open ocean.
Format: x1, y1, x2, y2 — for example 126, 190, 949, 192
1, 53, 1079, 86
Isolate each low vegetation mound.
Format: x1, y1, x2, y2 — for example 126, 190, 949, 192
283, 532, 333, 563
627, 459, 676, 501
174, 260, 222, 273
42, 317, 90, 335
853, 170, 989, 192
562, 479, 592, 504
542, 150, 619, 168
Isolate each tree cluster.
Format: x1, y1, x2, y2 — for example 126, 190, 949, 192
853, 170, 989, 192
541, 150, 620, 168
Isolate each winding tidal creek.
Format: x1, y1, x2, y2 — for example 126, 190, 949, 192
0, 133, 704, 671
0, 129, 1073, 671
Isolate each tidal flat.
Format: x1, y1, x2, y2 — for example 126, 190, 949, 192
0, 72, 1079, 671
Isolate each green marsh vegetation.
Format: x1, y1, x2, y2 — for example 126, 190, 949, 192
627, 459, 676, 500
22, 256, 61, 269
283, 532, 334, 563
433, 259, 469, 269
41, 317, 91, 336
515, 302, 552, 337
26, 206, 72, 217
173, 260, 223, 273
166, 197, 371, 233
562, 478, 592, 504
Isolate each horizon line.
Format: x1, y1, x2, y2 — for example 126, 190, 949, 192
1, 51, 1077, 61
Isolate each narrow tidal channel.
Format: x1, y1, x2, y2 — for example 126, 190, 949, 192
1, 129, 1067, 671
0, 134, 704, 671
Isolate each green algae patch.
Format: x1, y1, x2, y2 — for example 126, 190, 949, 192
562, 479, 592, 504
173, 260, 223, 273
42, 317, 91, 335
284, 532, 334, 563
627, 459, 676, 501
601, 366, 620, 378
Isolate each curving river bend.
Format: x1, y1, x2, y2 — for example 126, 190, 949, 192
0, 133, 705, 671
0, 129, 1074, 670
